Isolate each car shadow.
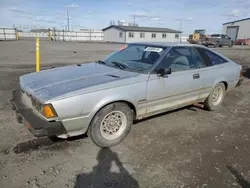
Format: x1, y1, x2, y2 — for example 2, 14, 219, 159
242, 68, 250, 79
74, 148, 140, 188
227, 165, 250, 188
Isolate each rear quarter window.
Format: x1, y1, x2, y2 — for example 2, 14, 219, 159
204, 50, 227, 65
195, 47, 227, 66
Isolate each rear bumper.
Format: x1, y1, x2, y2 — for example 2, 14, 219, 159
12, 89, 66, 137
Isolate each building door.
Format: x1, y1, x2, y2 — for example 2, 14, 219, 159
226, 26, 239, 41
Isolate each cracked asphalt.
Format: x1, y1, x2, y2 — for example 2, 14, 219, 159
0, 41, 250, 188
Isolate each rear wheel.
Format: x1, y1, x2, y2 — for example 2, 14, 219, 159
88, 102, 133, 147
204, 83, 225, 111
214, 42, 219, 48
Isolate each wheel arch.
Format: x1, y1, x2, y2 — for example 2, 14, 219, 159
212, 79, 228, 91
220, 81, 228, 91
89, 99, 137, 124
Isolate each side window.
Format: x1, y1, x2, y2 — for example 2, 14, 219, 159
129, 32, 134, 38
192, 48, 207, 68
157, 47, 196, 72
221, 35, 225, 39
119, 32, 123, 38
204, 50, 227, 65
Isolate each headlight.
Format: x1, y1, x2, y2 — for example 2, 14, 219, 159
31, 97, 57, 118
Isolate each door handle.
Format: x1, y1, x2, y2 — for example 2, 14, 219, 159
193, 73, 200, 79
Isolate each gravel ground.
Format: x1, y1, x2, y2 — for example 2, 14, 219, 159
0, 40, 250, 188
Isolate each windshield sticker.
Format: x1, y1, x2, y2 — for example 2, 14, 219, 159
144, 47, 163, 53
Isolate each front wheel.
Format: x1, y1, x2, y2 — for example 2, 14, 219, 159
204, 83, 225, 111
88, 102, 133, 147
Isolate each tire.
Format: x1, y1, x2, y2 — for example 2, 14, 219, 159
219, 45, 223, 47
204, 83, 225, 111
88, 102, 133, 147
214, 42, 219, 48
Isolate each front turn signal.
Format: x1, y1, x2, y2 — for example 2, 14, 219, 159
44, 104, 57, 118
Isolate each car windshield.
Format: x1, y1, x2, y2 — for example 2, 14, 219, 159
101, 44, 166, 72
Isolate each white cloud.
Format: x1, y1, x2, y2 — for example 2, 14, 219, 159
222, 9, 241, 17
33, 16, 55, 23
132, 11, 148, 18
65, 4, 79, 8
128, 2, 132, 6
9, 8, 32, 15
231, 9, 241, 16
87, 10, 92, 14
132, 11, 159, 21
151, 17, 160, 21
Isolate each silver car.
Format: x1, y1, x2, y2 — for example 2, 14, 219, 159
12, 42, 243, 147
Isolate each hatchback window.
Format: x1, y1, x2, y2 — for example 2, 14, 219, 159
157, 47, 196, 72
102, 45, 166, 72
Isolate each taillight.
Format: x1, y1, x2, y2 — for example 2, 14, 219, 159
240, 70, 243, 78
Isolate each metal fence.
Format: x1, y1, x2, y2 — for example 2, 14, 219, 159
18, 32, 49, 40
0, 28, 16, 40
50, 30, 104, 42
17, 30, 104, 42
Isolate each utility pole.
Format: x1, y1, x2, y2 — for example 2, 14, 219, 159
67, 9, 70, 31
133, 16, 136, 25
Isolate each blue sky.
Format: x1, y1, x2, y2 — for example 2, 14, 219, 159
0, 0, 250, 33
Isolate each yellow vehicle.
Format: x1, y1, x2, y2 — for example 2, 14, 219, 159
187, 29, 207, 44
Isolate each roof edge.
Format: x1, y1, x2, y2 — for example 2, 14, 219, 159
102, 25, 125, 31
223, 17, 250, 25
102, 25, 181, 33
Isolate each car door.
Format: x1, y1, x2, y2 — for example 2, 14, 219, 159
221, 35, 226, 46
146, 47, 202, 116
225, 35, 231, 46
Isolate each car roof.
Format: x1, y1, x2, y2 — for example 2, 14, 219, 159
129, 42, 204, 48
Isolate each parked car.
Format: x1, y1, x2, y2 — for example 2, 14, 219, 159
12, 42, 242, 147
234, 38, 250, 45
202, 34, 234, 47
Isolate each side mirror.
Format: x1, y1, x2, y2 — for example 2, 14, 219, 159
157, 68, 171, 77
229, 37, 231, 39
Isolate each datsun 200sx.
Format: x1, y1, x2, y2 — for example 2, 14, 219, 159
12, 42, 242, 147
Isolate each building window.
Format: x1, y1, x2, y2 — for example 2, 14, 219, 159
152, 33, 156, 38
129, 32, 134, 38
162, 33, 167, 38
175, 34, 180, 38
140, 33, 145, 38
119, 32, 123, 38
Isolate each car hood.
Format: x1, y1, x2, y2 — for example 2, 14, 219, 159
20, 62, 138, 102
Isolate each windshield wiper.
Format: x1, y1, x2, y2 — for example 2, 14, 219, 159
96, 60, 106, 64
111, 61, 127, 70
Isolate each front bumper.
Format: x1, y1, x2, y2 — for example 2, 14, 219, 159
11, 89, 66, 137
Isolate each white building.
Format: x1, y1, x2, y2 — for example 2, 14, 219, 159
222, 18, 250, 41
102, 25, 181, 43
